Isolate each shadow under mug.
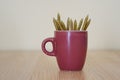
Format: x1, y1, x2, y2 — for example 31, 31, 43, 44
41, 31, 87, 71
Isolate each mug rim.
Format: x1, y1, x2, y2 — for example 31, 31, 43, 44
54, 30, 87, 32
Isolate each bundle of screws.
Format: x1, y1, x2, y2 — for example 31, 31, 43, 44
53, 13, 91, 31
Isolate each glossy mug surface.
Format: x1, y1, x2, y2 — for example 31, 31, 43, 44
41, 31, 87, 71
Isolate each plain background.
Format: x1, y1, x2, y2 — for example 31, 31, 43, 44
0, 0, 120, 50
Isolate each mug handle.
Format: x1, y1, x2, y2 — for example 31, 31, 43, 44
41, 37, 56, 56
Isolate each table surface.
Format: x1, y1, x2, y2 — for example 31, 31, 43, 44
0, 50, 120, 80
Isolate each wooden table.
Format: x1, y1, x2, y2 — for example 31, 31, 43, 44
0, 51, 120, 80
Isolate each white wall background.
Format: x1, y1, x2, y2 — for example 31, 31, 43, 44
0, 0, 120, 50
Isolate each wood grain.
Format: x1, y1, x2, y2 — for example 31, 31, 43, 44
0, 51, 120, 80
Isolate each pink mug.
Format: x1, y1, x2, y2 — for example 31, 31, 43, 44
41, 31, 87, 71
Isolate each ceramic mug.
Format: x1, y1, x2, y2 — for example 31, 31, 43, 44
41, 31, 87, 71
